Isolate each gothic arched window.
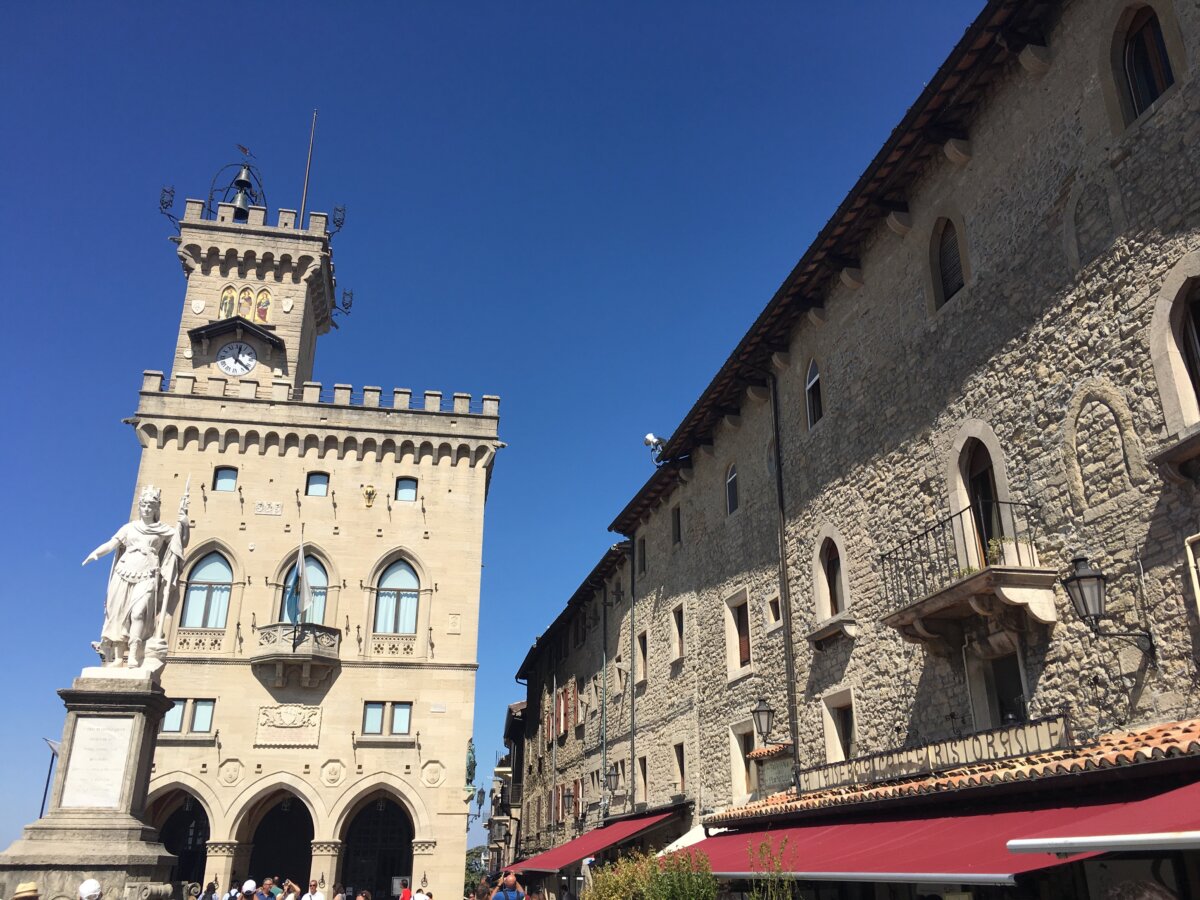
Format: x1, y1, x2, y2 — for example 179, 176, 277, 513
180, 552, 233, 629
805, 360, 823, 428
725, 464, 739, 515
936, 220, 965, 305
280, 556, 328, 625
1123, 7, 1174, 118
255, 289, 271, 324
374, 559, 420, 634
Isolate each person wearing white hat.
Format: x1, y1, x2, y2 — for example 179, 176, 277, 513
242, 880, 258, 899
78, 880, 102, 900
13, 882, 39, 900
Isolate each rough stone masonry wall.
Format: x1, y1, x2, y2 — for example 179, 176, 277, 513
767, 0, 1200, 768
519, 0, 1200, 831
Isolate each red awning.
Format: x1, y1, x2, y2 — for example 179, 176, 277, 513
687, 804, 1105, 886
1008, 781, 1200, 855
512, 812, 675, 873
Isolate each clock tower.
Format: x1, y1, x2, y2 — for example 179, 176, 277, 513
170, 168, 335, 391
126, 164, 500, 897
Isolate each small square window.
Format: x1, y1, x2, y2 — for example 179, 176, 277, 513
306, 472, 329, 497
395, 477, 418, 502
767, 596, 781, 626
162, 700, 184, 733
391, 702, 413, 735
363, 702, 384, 735
212, 467, 238, 492
191, 699, 215, 733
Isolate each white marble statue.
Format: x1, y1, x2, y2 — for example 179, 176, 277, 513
82, 483, 190, 669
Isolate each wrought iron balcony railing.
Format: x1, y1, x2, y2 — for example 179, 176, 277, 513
880, 500, 1044, 613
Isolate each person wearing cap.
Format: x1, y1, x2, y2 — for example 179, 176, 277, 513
241, 879, 258, 900
13, 882, 39, 900
78, 881, 102, 900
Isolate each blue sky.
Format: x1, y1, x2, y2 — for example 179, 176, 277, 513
0, 1, 980, 849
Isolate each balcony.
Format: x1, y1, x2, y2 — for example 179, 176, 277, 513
880, 501, 1058, 654
251, 622, 341, 687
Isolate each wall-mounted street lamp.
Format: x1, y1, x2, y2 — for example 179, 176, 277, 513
605, 763, 620, 799
751, 698, 789, 746
1062, 554, 1156, 665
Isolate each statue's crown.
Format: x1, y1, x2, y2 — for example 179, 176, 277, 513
139, 485, 162, 504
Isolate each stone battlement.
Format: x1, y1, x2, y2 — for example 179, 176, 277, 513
181, 198, 330, 235
141, 371, 500, 417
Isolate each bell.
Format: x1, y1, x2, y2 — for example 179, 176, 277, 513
233, 165, 253, 191
231, 189, 251, 222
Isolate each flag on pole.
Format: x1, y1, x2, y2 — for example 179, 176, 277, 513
43, 738, 60, 757
295, 528, 314, 623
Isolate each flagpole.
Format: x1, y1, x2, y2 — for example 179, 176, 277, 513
40, 739, 59, 818
298, 109, 318, 228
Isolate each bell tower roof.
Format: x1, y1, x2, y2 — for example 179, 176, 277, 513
168, 175, 337, 390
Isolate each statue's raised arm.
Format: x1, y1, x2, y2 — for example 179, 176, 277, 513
82, 483, 191, 672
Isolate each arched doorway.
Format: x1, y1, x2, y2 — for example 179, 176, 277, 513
158, 793, 210, 886
964, 439, 1003, 556
247, 793, 314, 885
341, 796, 414, 900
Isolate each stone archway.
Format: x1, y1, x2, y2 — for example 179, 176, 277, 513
340, 795, 415, 900
245, 791, 315, 885
152, 789, 211, 887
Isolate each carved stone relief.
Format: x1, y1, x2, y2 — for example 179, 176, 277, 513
218, 759, 244, 787
255, 705, 322, 748
420, 760, 445, 788
320, 759, 346, 787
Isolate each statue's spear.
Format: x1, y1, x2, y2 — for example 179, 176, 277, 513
155, 475, 191, 640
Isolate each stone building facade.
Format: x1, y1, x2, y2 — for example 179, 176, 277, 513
117, 190, 501, 896
507, 0, 1200, 872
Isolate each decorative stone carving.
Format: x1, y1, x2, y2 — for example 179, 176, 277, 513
175, 629, 224, 652
255, 705, 322, 747
82, 482, 192, 675
205, 841, 239, 857
310, 841, 342, 855
190, 298, 206, 315
420, 760, 445, 788
320, 759, 346, 787
373, 635, 416, 656
411, 840, 437, 855
218, 759, 244, 786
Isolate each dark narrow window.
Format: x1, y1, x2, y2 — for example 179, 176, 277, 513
1125, 8, 1174, 117
991, 654, 1026, 725
966, 440, 1004, 556
673, 606, 685, 657
674, 743, 686, 793
637, 756, 648, 803
637, 631, 648, 681
671, 506, 682, 545
734, 601, 751, 667
805, 360, 823, 427
725, 465, 739, 514
833, 704, 855, 759
938, 221, 965, 304
740, 731, 756, 791
636, 537, 646, 574
1182, 284, 1200, 403
768, 597, 781, 624
822, 541, 844, 616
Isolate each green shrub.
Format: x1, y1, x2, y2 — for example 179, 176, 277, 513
583, 848, 717, 900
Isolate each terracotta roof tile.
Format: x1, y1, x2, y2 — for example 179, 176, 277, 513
704, 718, 1200, 826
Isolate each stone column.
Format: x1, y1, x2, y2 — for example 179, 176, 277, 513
310, 841, 342, 890
0, 672, 175, 900
205, 842, 240, 891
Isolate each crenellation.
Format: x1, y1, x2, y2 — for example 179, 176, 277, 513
363, 386, 381, 407
247, 206, 266, 226
142, 370, 164, 392
424, 390, 442, 412
277, 208, 296, 229
394, 388, 412, 409
308, 211, 328, 234
333, 383, 352, 405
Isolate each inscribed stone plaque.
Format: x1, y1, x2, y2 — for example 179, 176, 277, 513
60, 716, 134, 809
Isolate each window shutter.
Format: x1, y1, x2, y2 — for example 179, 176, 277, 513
939, 222, 965, 301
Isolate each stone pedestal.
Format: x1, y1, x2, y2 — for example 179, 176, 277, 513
0, 671, 177, 900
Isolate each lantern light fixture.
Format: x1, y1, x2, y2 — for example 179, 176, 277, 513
1061, 554, 1156, 664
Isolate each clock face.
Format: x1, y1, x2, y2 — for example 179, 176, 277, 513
216, 341, 257, 376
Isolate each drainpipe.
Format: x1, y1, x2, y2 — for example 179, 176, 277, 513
551, 670, 557, 838
628, 534, 638, 811
600, 582, 609, 820
768, 372, 803, 787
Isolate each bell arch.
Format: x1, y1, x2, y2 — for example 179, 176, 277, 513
327, 775, 433, 840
